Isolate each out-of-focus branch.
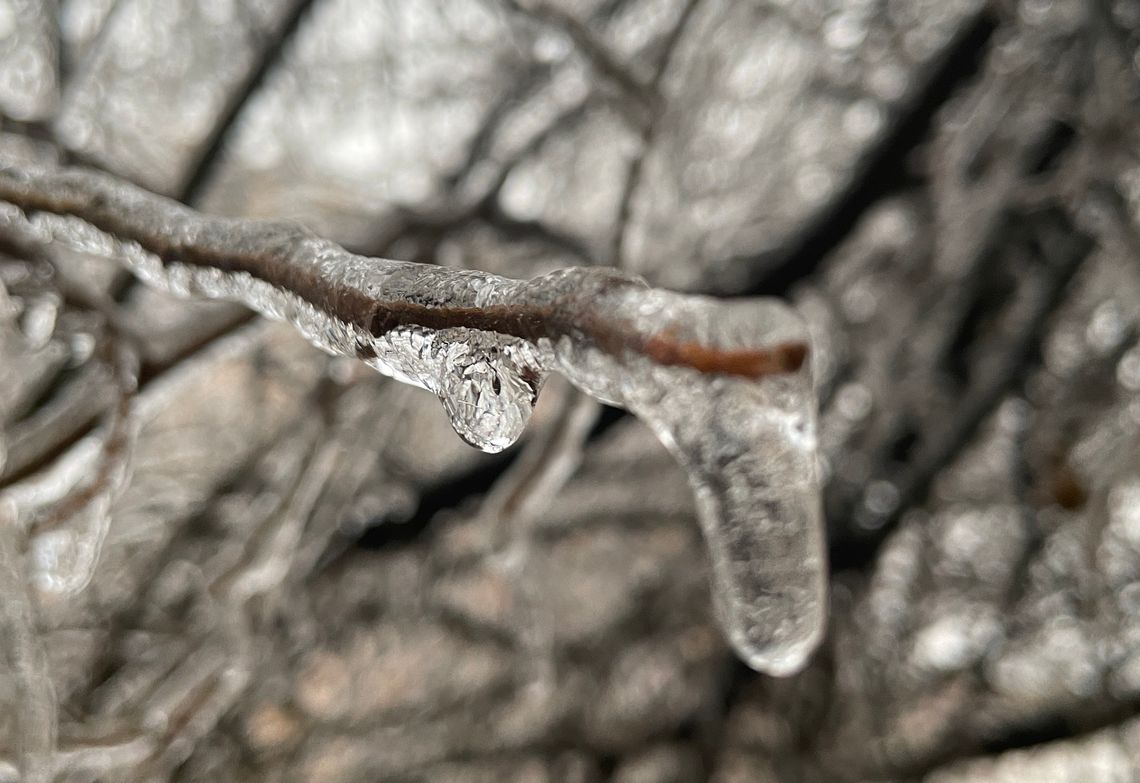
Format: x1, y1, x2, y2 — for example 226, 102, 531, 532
176, 0, 321, 205
484, 377, 601, 551
501, 0, 660, 127
25, 338, 137, 540
611, 0, 702, 266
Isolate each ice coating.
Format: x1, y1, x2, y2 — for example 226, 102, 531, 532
0, 161, 826, 674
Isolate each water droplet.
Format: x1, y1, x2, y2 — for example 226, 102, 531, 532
431, 334, 545, 453
824, 12, 867, 50
19, 293, 59, 348
843, 99, 884, 142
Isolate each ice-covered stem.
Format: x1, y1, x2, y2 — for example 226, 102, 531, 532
0, 163, 805, 378
0, 159, 825, 675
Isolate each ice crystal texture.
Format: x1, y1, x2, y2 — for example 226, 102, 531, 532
0, 161, 825, 674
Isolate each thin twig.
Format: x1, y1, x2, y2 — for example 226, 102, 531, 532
483, 377, 600, 549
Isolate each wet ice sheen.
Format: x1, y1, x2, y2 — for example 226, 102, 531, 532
5, 203, 825, 675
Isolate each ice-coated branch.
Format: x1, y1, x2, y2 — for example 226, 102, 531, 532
0, 159, 826, 675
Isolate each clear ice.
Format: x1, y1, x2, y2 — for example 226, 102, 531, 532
0, 163, 826, 674
548, 283, 826, 674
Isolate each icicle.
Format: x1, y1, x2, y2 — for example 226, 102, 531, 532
547, 283, 826, 674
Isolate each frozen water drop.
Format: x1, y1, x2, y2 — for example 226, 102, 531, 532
366, 326, 546, 453
426, 332, 545, 453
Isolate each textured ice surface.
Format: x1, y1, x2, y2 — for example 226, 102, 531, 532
0, 162, 825, 673
550, 284, 825, 673
379, 327, 545, 451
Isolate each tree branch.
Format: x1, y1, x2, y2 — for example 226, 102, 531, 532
0, 161, 806, 384
0, 159, 825, 676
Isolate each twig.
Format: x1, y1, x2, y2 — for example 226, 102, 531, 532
0, 502, 56, 783
0, 161, 807, 383
0, 160, 826, 677
484, 377, 601, 551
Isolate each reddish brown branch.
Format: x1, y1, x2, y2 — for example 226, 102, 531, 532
643, 335, 808, 378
